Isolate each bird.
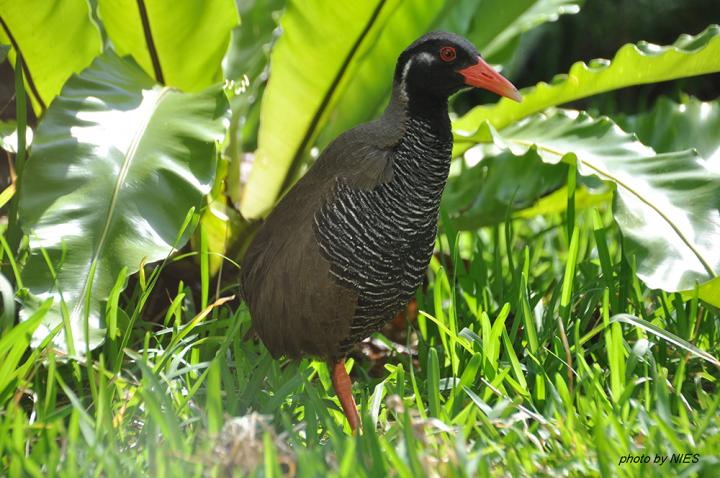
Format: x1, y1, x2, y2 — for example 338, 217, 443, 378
241, 31, 521, 432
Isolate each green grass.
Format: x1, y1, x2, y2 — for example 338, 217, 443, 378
1, 202, 719, 477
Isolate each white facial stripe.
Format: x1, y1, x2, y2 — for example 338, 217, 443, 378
400, 51, 438, 101
400, 57, 414, 101
400, 52, 436, 85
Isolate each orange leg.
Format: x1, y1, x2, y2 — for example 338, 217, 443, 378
330, 360, 360, 432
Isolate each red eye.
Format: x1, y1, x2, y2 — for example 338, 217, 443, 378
439, 46, 456, 62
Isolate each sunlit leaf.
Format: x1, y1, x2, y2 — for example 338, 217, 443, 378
194, 199, 246, 276
315, 0, 445, 152
0, 0, 102, 115
0, 301, 49, 400
512, 184, 611, 220
318, 0, 582, 165
97, 0, 238, 91
239, 0, 584, 220
682, 278, 720, 308
465, 109, 720, 293
0, 120, 33, 154
0, 272, 14, 332
18, 51, 230, 354
621, 96, 720, 304
453, 24, 720, 147
239, 0, 402, 219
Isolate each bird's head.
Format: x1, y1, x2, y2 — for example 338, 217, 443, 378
395, 31, 521, 103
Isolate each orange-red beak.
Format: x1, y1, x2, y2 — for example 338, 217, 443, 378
458, 57, 522, 102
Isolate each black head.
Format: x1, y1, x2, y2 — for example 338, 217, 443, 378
394, 31, 521, 103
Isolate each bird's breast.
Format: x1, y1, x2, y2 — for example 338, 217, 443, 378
314, 117, 452, 322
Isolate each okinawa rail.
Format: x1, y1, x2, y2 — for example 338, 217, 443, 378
241, 31, 521, 432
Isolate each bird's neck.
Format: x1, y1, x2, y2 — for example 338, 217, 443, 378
380, 83, 454, 210
383, 83, 452, 141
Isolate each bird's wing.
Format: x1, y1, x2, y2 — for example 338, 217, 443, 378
312, 121, 397, 190
241, 121, 399, 360
241, 179, 358, 359
337, 143, 394, 189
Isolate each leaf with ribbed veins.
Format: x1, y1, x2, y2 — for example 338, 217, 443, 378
241, 0, 400, 219
464, 109, 720, 294
453, 24, 720, 154
18, 52, 229, 354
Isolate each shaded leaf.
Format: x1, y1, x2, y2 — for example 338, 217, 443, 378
223, 0, 285, 85
224, 0, 286, 207
617, 96, 720, 166
454, 24, 720, 146
97, 0, 238, 91
0, 0, 102, 114
611, 314, 720, 368
462, 0, 582, 60
18, 51, 230, 353
442, 149, 568, 229
466, 109, 720, 292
